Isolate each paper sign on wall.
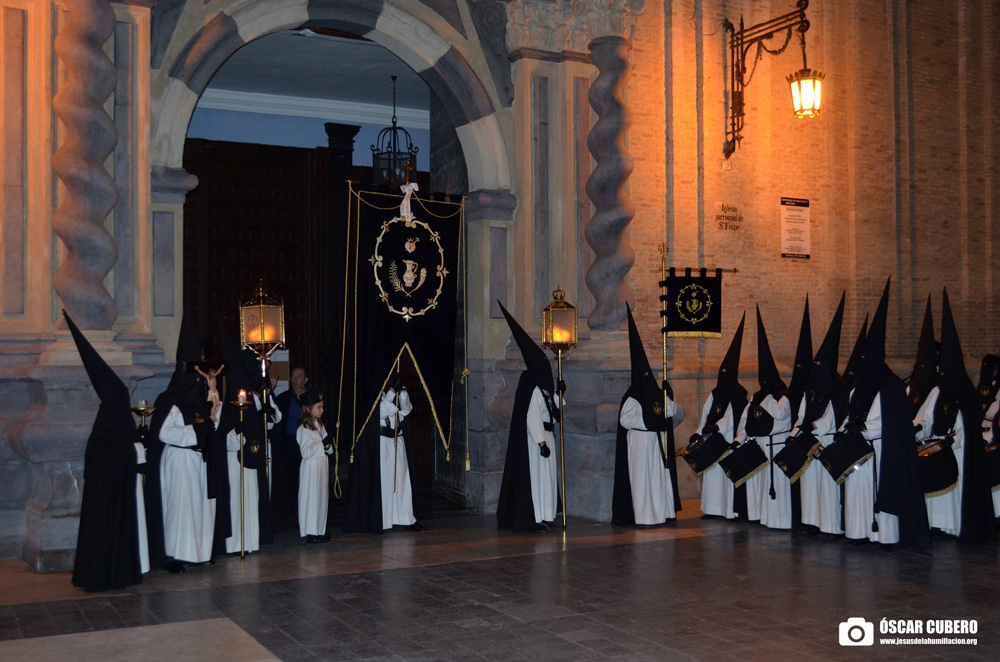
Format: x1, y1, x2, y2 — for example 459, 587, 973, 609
780, 197, 810, 259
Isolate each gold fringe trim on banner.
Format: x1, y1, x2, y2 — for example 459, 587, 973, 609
668, 331, 723, 338
924, 482, 958, 498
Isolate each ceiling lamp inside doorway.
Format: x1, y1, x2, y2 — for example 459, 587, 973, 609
371, 75, 418, 186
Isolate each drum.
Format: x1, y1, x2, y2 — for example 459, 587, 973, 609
817, 430, 874, 484
719, 441, 768, 488
916, 438, 958, 497
681, 431, 730, 475
985, 442, 1000, 492
774, 432, 821, 483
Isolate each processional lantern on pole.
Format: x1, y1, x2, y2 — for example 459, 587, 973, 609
239, 281, 285, 483
239, 280, 285, 366
541, 287, 577, 528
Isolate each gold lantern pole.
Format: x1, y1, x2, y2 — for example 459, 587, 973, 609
542, 287, 578, 529
240, 281, 285, 484
232, 390, 251, 559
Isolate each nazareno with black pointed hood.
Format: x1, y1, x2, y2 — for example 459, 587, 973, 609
907, 295, 938, 417
802, 293, 847, 429
785, 296, 813, 528
842, 314, 868, 392
213, 312, 273, 548
788, 296, 813, 419
975, 353, 1000, 410
708, 312, 749, 429
148, 304, 229, 566
935, 289, 997, 543
698, 313, 749, 518
745, 305, 788, 438
496, 302, 560, 531
846, 278, 930, 550
65, 311, 144, 592
612, 305, 680, 526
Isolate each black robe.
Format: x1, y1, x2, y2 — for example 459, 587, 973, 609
140, 407, 166, 570
872, 376, 931, 551
611, 395, 680, 526
496, 373, 543, 531
71, 403, 143, 592
954, 393, 998, 544
343, 412, 419, 533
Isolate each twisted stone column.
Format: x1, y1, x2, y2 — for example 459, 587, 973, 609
52, 0, 119, 330
584, 36, 635, 330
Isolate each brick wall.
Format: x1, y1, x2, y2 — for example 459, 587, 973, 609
621, 0, 999, 389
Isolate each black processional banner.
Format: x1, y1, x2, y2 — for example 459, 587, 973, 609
339, 183, 464, 456
660, 268, 723, 338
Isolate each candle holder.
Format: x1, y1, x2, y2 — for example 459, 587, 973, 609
231, 396, 252, 559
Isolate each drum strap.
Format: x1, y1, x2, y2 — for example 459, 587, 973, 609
870, 440, 880, 534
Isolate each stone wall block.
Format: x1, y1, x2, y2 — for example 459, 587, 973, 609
469, 430, 507, 473
0, 380, 33, 415
0, 461, 31, 508
594, 402, 621, 433
51, 0, 120, 329
9, 421, 90, 465
562, 401, 597, 434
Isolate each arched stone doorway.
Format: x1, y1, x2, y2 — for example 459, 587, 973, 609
148, 0, 516, 510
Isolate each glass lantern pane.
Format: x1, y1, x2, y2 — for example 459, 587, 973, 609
790, 80, 802, 112
551, 309, 576, 344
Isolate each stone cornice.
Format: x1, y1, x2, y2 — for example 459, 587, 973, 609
505, 0, 645, 54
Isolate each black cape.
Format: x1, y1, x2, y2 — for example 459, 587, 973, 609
343, 401, 419, 533
954, 393, 998, 544
71, 402, 143, 592
611, 395, 680, 526
496, 373, 544, 531
872, 375, 932, 551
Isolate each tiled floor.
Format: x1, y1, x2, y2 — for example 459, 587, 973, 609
0, 500, 997, 661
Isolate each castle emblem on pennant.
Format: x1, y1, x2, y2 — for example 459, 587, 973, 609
675, 283, 713, 324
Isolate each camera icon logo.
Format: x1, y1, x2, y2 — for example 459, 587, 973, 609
839, 617, 874, 646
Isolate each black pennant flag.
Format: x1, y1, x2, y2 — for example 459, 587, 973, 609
341, 184, 464, 450
660, 268, 724, 338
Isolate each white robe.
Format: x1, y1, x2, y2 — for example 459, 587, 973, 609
297, 423, 332, 537
741, 394, 793, 529
697, 394, 739, 519
842, 394, 900, 543
620, 396, 677, 525
159, 406, 217, 563
527, 386, 560, 524
982, 396, 1000, 517
793, 397, 843, 534
224, 429, 259, 554
379, 388, 416, 529
134, 442, 149, 574
913, 387, 964, 536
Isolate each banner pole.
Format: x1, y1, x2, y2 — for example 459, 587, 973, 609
658, 243, 669, 463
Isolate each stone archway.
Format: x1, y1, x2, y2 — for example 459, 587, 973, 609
150, 0, 511, 192
148, 0, 517, 510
